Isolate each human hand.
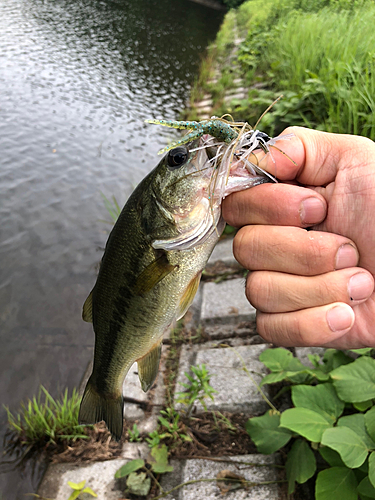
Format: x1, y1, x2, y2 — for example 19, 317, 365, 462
222, 127, 375, 348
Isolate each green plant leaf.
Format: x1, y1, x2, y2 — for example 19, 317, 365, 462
149, 444, 173, 473
331, 357, 375, 403
366, 407, 375, 442
355, 401, 374, 412
259, 348, 300, 371
285, 439, 316, 494
115, 459, 145, 478
291, 383, 344, 423
358, 476, 375, 498
81, 487, 98, 498
126, 471, 151, 496
322, 349, 353, 373
280, 408, 332, 442
319, 446, 345, 467
351, 348, 373, 356
369, 452, 375, 488
321, 427, 368, 468
315, 467, 358, 500
68, 481, 86, 491
338, 414, 375, 450
67, 491, 81, 500
245, 410, 292, 454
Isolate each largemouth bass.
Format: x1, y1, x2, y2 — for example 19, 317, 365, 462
79, 131, 279, 440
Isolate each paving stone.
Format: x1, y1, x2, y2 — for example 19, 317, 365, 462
196, 98, 213, 108
123, 362, 148, 420
122, 442, 150, 460
175, 344, 270, 414
201, 278, 256, 324
182, 284, 203, 331
295, 347, 326, 368
38, 459, 128, 500
226, 87, 247, 95
161, 454, 282, 500
224, 93, 247, 103
208, 237, 237, 266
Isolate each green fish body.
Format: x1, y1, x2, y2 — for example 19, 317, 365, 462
79, 139, 271, 439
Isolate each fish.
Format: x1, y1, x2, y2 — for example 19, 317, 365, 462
78, 124, 285, 440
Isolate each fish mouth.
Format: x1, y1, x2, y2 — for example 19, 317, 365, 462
194, 134, 276, 209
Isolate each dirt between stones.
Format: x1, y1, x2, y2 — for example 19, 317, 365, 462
51, 412, 257, 464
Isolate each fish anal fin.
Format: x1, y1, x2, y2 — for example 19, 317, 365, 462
82, 290, 93, 323
177, 272, 202, 320
78, 377, 123, 441
134, 254, 177, 296
137, 341, 162, 392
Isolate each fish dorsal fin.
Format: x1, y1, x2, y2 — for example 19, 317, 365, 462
134, 254, 177, 296
177, 272, 202, 320
82, 290, 93, 323
137, 341, 162, 392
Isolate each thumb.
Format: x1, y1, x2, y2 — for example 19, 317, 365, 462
262, 126, 373, 186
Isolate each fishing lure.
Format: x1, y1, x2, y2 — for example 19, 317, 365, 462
145, 118, 239, 154
146, 116, 296, 167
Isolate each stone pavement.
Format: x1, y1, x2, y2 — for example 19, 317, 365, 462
38, 237, 311, 499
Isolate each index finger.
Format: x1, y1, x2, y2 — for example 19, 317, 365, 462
261, 126, 374, 186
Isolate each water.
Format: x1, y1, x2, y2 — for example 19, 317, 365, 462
0, 0, 223, 497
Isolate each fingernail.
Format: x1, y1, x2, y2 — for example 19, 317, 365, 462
348, 273, 374, 301
327, 304, 354, 332
335, 244, 359, 270
300, 197, 326, 224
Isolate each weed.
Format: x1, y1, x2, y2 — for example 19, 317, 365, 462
212, 411, 237, 433
115, 443, 172, 497
146, 430, 162, 448
176, 364, 217, 417
100, 193, 121, 225
146, 408, 192, 448
4, 386, 89, 450
66, 480, 97, 500
128, 423, 142, 442
246, 347, 375, 498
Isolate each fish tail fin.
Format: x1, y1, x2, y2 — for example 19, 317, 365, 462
78, 377, 123, 441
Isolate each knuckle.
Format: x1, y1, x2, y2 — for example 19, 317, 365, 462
233, 226, 256, 268
302, 233, 335, 274
246, 272, 273, 311
232, 226, 247, 264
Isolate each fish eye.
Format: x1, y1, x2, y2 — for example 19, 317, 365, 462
167, 146, 189, 169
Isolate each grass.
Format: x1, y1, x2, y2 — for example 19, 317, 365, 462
4, 386, 89, 452
188, 0, 375, 140
255, 4, 375, 136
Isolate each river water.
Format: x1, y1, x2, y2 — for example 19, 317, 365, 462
0, 0, 223, 497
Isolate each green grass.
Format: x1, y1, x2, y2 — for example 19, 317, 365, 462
188, 0, 375, 139
4, 386, 90, 450
256, 4, 375, 136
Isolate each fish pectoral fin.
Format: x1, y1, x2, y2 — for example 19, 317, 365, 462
137, 341, 162, 392
134, 254, 177, 296
177, 272, 202, 320
82, 290, 93, 323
